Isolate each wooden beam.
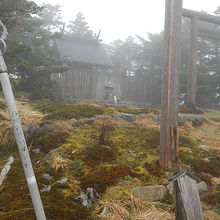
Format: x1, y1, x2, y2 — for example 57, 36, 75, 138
160, 0, 182, 169
198, 28, 220, 40
186, 16, 199, 108
183, 8, 220, 25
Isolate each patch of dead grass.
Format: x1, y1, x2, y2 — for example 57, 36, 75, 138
93, 197, 174, 220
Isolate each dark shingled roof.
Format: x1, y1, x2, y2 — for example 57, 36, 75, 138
55, 37, 113, 67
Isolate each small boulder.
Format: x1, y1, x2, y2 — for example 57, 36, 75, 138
151, 115, 160, 123
131, 185, 167, 201
138, 114, 147, 119
197, 181, 208, 193
167, 181, 208, 195
112, 113, 135, 122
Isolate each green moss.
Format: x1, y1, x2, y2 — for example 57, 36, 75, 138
32, 102, 107, 121
192, 157, 220, 177
0, 100, 6, 110
32, 101, 159, 122
30, 131, 68, 153
143, 162, 166, 178
179, 135, 197, 148
80, 164, 135, 194
0, 155, 89, 220
179, 106, 203, 114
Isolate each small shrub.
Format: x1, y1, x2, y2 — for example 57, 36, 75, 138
124, 175, 133, 182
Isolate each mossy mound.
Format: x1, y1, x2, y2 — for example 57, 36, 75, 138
179, 105, 203, 114
32, 102, 108, 121
192, 157, 220, 177
32, 101, 158, 122
80, 164, 135, 194
30, 131, 68, 153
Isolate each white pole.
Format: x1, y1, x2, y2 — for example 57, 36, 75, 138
0, 21, 46, 220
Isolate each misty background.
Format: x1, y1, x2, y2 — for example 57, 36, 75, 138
0, 0, 219, 108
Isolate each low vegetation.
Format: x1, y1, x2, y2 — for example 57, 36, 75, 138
0, 100, 219, 219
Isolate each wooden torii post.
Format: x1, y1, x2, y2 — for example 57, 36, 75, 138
183, 9, 220, 108
160, 0, 182, 170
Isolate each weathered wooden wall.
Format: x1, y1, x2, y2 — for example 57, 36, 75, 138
51, 69, 96, 102
120, 74, 160, 106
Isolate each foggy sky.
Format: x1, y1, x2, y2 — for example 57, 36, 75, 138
34, 0, 220, 42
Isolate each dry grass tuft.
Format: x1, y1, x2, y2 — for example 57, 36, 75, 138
93, 197, 174, 220
48, 151, 69, 171
136, 118, 159, 130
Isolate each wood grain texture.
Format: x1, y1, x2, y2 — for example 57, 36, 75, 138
177, 175, 204, 220
160, 0, 182, 168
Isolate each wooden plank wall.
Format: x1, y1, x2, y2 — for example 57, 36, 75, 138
120, 75, 153, 103
52, 70, 157, 104
52, 69, 96, 102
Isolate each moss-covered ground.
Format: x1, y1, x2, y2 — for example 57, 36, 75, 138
0, 100, 219, 219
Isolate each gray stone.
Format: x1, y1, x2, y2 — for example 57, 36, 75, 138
151, 115, 160, 123
197, 181, 208, 193
43, 173, 53, 181
178, 115, 206, 127
138, 114, 147, 119
41, 185, 52, 192
96, 115, 111, 120
167, 183, 174, 194
32, 148, 41, 154
167, 181, 208, 195
57, 177, 68, 184
112, 113, 135, 122
131, 185, 167, 201
208, 117, 220, 122
77, 118, 94, 125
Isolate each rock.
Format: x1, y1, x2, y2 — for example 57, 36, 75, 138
150, 115, 206, 127
32, 148, 41, 154
138, 114, 147, 119
57, 177, 68, 184
151, 115, 160, 123
23, 123, 40, 138
43, 173, 53, 181
167, 183, 174, 194
41, 185, 52, 192
197, 181, 208, 193
131, 185, 167, 201
77, 118, 94, 125
208, 117, 220, 122
178, 115, 206, 127
112, 113, 135, 122
191, 117, 206, 127
167, 181, 208, 195
96, 115, 111, 120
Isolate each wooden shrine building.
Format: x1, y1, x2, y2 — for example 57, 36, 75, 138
51, 37, 120, 103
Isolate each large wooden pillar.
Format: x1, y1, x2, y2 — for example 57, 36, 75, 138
160, 0, 182, 169
186, 16, 199, 108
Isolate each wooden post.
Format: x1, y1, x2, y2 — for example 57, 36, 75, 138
160, 0, 182, 169
186, 16, 199, 109
169, 171, 204, 220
